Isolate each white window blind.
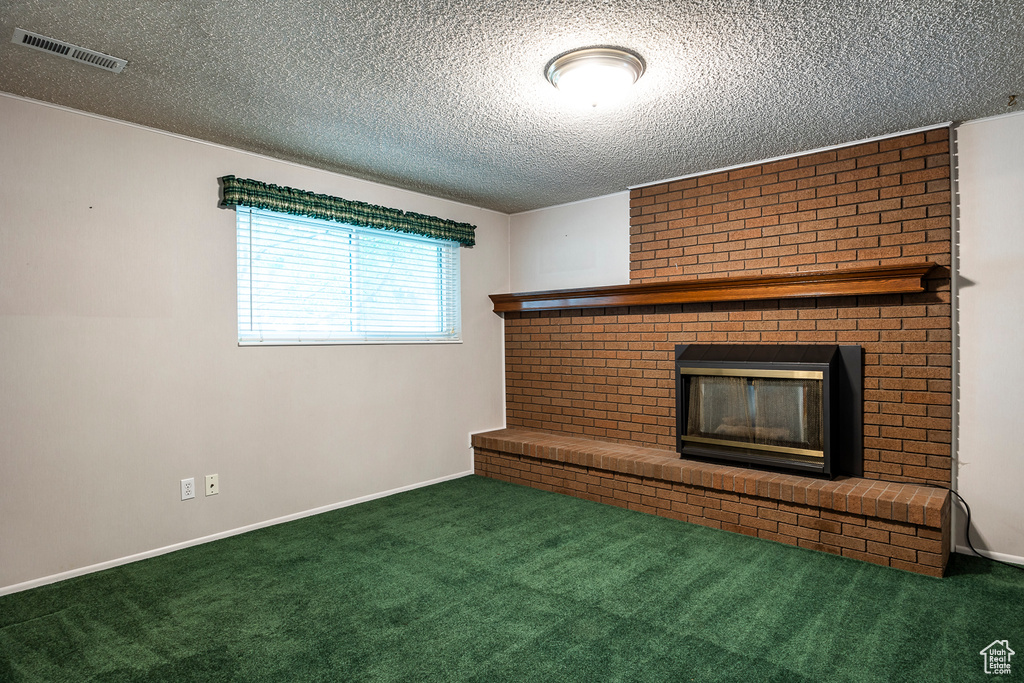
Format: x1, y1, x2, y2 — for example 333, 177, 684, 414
237, 208, 461, 344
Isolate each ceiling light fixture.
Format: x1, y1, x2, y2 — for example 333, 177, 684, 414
545, 46, 645, 108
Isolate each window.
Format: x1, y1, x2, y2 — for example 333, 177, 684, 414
220, 175, 474, 345
236, 207, 461, 344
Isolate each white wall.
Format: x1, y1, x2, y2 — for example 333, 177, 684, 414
509, 192, 629, 291
0, 94, 509, 592
955, 111, 1024, 561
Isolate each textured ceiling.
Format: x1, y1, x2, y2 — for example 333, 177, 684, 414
1, 1, 1022, 213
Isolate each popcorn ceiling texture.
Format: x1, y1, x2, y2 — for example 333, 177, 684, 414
0, 0, 1021, 212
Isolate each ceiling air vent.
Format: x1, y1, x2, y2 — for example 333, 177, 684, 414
11, 28, 127, 73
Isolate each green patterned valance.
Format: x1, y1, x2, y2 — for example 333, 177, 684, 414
219, 175, 476, 247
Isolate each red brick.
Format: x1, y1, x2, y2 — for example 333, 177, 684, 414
890, 532, 942, 553
842, 548, 891, 567
799, 516, 842, 534
867, 541, 917, 562
798, 539, 843, 556
776, 512, 822, 534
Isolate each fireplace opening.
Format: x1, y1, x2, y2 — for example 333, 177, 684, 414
685, 371, 824, 459
675, 345, 862, 478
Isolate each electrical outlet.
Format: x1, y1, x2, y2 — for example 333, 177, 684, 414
181, 478, 195, 500
205, 474, 219, 496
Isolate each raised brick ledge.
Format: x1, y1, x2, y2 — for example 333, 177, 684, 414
472, 428, 949, 530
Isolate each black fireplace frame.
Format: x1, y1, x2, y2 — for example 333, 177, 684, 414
674, 344, 863, 479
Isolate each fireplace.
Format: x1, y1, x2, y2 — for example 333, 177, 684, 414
675, 345, 862, 478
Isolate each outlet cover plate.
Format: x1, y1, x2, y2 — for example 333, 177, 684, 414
205, 474, 219, 496
181, 478, 195, 500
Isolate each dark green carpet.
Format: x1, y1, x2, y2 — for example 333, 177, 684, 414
1, 476, 1021, 682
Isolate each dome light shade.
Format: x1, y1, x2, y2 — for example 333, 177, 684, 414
545, 47, 645, 108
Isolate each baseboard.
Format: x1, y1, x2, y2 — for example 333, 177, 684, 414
955, 545, 1024, 567
0, 470, 475, 597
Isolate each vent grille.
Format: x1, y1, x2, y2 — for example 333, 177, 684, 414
12, 28, 127, 73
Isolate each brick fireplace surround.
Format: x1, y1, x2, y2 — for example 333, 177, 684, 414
474, 128, 953, 577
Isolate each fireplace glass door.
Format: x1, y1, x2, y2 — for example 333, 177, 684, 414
682, 371, 824, 461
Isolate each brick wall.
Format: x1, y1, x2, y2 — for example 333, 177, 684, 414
629, 129, 951, 282
504, 129, 952, 487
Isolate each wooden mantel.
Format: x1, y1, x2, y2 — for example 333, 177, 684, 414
490, 262, 937, 313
